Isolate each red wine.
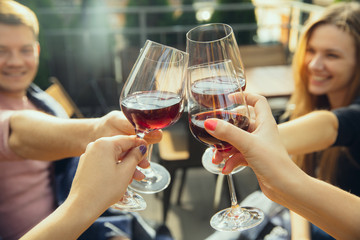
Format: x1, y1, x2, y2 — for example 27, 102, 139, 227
121, 91, 182, 131
191, 76, 242, 109
189, 110, 249, 150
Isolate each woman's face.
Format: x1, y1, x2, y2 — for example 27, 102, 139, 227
304, 24, 356, 107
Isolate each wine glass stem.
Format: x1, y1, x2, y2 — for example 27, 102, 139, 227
137, 144, 159, 183
137, 131, 154, 164
145, 143, 153, 163
121, 188, 133, 204
227, 174, 240, 209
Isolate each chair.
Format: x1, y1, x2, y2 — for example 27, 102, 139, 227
45, 77, 84, 118
156, 114, 207, 223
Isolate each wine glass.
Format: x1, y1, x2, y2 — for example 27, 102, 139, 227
186, 23, 247, 173
120, 40, 188, 196
187, 60, 263, 231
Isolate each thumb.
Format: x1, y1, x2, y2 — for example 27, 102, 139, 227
204, 118, 253, 156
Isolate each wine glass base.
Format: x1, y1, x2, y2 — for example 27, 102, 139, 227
210, 206, 264, 232
111, 191, 147, 212
202, 147, 245, 175
129, 162, 171, 194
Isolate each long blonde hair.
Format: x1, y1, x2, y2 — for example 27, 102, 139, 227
285, 2, 360, 183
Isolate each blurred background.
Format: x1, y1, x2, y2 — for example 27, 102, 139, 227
17, 0, 335, 117
16, 0, 347, 239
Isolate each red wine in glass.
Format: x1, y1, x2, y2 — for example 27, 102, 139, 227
121, 91, 183, 133
189, 110, 249, 151
191, 76, 243, 109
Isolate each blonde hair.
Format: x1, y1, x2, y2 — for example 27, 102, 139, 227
0, 0, 39, 38
286, 2, 360, 184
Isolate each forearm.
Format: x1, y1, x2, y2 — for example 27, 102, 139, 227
290, 211, 310, 240
278, 111, 338, 155
276, 172, 360, 240
9, 110, 97, 160
20, 194, 102, 240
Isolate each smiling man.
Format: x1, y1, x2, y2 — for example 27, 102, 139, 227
0, 2, 57, 239
0, 8, 39, 97
0, 1, 163, 239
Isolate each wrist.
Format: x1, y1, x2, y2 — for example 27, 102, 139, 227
264, 155, 310, 207
274, 166, 312, 209
62, 192, 105, 230
21, 192, 104, 240
70, 118, 99, 153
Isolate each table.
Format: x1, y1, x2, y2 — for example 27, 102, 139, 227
245, 65, 294, 98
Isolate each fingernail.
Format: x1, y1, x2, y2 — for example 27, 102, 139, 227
222, 166, 230, 175
204, 119, 217, 131
139, 145, 147, 155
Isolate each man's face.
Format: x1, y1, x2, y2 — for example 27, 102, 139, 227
0, 23, 39, 97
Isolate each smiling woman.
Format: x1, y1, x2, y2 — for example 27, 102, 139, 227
214, 2, 360, 239
276, 2, 360, 239
305, 24, 356, 105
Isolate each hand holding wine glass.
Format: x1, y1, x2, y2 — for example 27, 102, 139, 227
187, 60, 263, 231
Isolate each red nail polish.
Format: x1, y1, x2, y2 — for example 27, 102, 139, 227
204, 119, 217, 131
222, 164, 230, 175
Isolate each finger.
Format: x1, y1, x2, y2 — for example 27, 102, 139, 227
223, 152, 248, 174
212, 150, 223, 164
230, 92, 273, 122
144, 130, 162, 144
204, 93, 276, 153
137, 159, 150, 168
132, 169, 145, 181
247, 118, 257, 133
244, 93, 274, 124
214, 150, 232, 163
131, 159, 150, 181
116, 144, 148, 185
113, 111, 136, 135
118, 143, 147, 165
110, 135, 147, 159
204, 118, 252, 155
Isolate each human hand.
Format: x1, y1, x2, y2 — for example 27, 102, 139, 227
210, 97, 256, 171
94, 111, 162, 145
203, 93, 297, 199
68, 135, 147, 214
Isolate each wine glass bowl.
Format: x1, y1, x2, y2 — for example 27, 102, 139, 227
186, 23, 246, 90
121, 91, 183, 135
187, 60, 248, 174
